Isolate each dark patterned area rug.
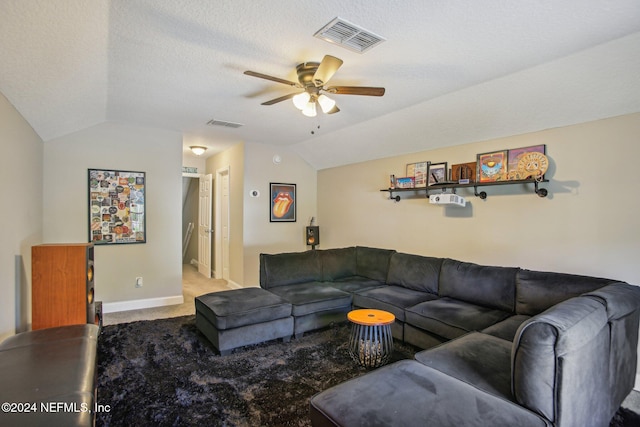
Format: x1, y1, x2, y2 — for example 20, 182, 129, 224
96, 315, 640, 427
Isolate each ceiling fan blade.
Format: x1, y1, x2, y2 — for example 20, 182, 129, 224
244, 70, 299, 87
313, 55, 343, 86
261, 92, 298, 105
328, 86, 385, 96
327, 105, 340, 114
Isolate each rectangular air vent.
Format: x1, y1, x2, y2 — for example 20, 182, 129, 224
207, 119, 244, 128
314, 17, 385, 53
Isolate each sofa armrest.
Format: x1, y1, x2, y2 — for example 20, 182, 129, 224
512, 297, 611, 426
0, 324, 99, 427
585, 282, 640, 416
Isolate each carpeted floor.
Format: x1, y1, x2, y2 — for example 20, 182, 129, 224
96, 315, 640, 427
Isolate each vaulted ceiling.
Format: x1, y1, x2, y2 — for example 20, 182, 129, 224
1, 1, 639, 169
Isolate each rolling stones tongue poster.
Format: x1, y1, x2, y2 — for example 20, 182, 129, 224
270, 183, 296, 222
88, 169, 146, 244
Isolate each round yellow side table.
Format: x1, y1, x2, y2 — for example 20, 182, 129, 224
347, 309, 395, 368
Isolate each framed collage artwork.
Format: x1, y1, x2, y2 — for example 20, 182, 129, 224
88, 169, 146, 244
270, 183, 296, 222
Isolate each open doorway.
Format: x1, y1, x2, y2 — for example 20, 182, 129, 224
182, 172, 215, 277
182, 172, 231, 298
182, 174, 200, 268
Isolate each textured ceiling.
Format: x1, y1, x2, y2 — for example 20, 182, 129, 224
1, 0, 639, 169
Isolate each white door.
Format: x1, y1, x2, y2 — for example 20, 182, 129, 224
215, 167, 230, 281
221, 170, 230, 281
198, 174, 213, 278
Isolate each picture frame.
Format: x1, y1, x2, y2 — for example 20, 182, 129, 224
426, 162, 448, 186
406, 161, 428, 188
270, 183, 296, 222
88, 169, 146, 244
395, 177, 415, 189
507, 144, 546, 180
477, 150, 508, 183
451, 162, 477, 183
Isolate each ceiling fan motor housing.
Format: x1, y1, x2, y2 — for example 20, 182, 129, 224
296, 62, 321, 88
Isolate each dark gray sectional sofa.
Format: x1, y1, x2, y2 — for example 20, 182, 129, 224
257, 246, 640, 427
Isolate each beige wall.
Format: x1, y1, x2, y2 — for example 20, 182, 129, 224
0, 92, 43, 340
203, 142, 317, 287
318, 113, 640, 285
43, 122, 184, 310
242, 142, 318, 287
206, 143, 245, 286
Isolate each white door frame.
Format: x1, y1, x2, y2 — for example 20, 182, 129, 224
214, 166, 230, 280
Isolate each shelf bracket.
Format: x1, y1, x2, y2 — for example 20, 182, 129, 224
534, 181, 548, 197
474, 186, 487, 199
385, 190, 401, 202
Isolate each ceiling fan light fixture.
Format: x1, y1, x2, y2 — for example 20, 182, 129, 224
190, 146, 207, 156
317, 94, 336, 113
292, 92, 311, 110
302, 102, 317, 117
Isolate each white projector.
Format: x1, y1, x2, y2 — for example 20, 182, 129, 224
429, 193, 466, 207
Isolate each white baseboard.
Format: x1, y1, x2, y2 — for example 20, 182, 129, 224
102, 295, 184, 314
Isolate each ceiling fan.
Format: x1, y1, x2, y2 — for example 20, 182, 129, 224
244, 55, 385, 117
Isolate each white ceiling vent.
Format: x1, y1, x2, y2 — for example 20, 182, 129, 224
206, 119, 244, 128
314, 17, 385, 53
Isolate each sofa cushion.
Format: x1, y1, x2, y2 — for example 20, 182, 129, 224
481, 315, 531, 342
268, 282, 352, 317
440, 258, 517, 313
355, 246, 395, 282
259, 250, 322, 289
512, 296, 610, 427
516, 269, 615, 316
353, 285, 438, 322
309, 359, 549, 427
328, 276, 385, 294
414, 332, 514, 400
320, 247, 357, 281
386, 252, 442, 294
405, 297, 512, 340
195, 288, 292, 330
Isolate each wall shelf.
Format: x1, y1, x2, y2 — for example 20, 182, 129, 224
381, 178, 549, 202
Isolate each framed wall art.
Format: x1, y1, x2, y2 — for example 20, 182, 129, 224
507, 144, 547, 180
427, 162, 448, 186
406, 161, 428, 188
451, 161, 477, 183
477, 150, 508, 183
88, 169, 146, 244
270, 183, 296, 222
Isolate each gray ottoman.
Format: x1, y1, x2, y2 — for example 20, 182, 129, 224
195, 287, 294, 355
